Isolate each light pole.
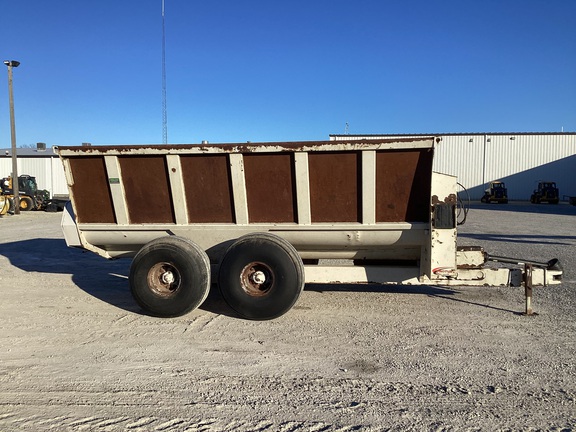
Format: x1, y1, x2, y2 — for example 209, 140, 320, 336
4, 60, 20, 214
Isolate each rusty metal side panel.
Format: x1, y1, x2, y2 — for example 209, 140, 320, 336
180, 154, 235, 223
375, 149, 433, 222
68, 157, 116, 224
243, 153, 297, 223
308, 152, 361, 223
118, 156, 175, 224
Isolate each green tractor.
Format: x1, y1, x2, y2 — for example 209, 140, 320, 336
481, 181, 508, 204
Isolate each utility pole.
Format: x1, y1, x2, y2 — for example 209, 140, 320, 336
162, 0, 168, 144
4, 60, 20, 214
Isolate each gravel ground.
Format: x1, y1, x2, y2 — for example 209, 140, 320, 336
0, 203, 575, 431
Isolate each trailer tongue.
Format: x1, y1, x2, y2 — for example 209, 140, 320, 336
57, 138, 561, 319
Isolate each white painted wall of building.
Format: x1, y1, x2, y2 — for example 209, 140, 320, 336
3, 134, 576, 202
331, 133, 576, 200
0, 156, 68, 197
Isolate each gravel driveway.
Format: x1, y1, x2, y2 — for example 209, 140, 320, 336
0, 203, 575, 431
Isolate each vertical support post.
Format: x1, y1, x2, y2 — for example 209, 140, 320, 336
104, 156, 129, 225
229, 153, 249, 225
5, 61, 20, 214
524, 263, 534, 315
166, 154, 188, 224
423, 173, 458, 280
294, 152, 311, 225
361, 150, 376, 225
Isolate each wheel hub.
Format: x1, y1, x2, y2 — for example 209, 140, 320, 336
148, 262, 181, 297
240, 262, 273, 297
161, 271, 175, 285
250, 270, 266, 284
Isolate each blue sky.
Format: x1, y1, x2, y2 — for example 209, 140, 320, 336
0, 0, 574, 146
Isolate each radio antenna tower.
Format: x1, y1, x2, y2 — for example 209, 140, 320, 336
161, 0, 168, 144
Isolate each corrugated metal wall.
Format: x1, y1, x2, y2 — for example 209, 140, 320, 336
0, 156, 69, 197
2, 134, 576, 202
50, 157, 69, 197
331, 133, 576, 200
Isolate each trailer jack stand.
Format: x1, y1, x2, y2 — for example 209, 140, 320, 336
523, 263, 537, 316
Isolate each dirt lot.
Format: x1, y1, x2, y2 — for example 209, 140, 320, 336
1, 203, 575, 431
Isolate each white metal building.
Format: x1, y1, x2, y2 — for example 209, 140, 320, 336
0, 144, 69, 197
2, 133, 576, 201
331, 133, 576, 201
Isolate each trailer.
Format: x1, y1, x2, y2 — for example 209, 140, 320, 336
57, 138, 562, 320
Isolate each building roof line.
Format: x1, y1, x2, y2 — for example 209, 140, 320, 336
330, 132, 576, 137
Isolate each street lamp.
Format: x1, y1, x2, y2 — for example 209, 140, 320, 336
4, 60, 20, 214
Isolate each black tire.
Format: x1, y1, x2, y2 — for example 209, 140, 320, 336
19, 196, 33, 211
129, 236, 211, 317
0, 197, 8, 215
218, 232, 305, 320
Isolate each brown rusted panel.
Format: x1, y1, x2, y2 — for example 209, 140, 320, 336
375, 149, 433, 222
68, 157, 116, 224
119, 156, 175, 224
309, 152, 361, 223
180, 154, 235, 223
243, 153, 296, 223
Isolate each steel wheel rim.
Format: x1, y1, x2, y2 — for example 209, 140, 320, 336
240, 261, 274, 297
147, 262, 181, 297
